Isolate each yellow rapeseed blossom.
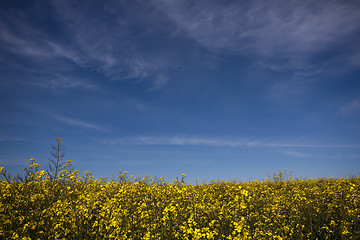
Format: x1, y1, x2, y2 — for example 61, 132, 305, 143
1, 161, 359, 239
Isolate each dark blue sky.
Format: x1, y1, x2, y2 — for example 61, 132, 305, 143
1, 0, 360, 183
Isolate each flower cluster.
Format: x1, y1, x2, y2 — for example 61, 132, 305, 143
1, 160, 359, 239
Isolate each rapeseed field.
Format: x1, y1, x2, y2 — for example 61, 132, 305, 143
1, 159, 359, 239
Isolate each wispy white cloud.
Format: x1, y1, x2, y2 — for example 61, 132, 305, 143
74, 159, 154, 166
119, 57, 169, 84
0, 14, 102, 91
0, 27, 51, 59
269, 80, 307, 100
102, 136, 360, 149
268, 67, 324, 100
148, 75, 168, 92
52, 114, 105, 131
126, 99, 150, 112
337, 97, 360, 117
0, 16, 87, 65
335, 153, 360, 159
2, 0, 359, 94
154, 0, 360, 70
50, 0, 172, 90
282, 150, 310, 157
36, 75, 101, 91
348, 50, 360, 67
11, 70, 102, 91
45, 41, 88, 66
0, 1, 173, 91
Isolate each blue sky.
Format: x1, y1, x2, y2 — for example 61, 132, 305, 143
1, 0, 360, 183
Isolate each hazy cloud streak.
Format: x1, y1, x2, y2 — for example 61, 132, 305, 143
337, 97, 360, 117
53, 115, 105, 131
103, 136, 360, 149
282, 150, 310, 157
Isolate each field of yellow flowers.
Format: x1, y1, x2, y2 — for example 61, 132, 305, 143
1, 159, 359, 239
